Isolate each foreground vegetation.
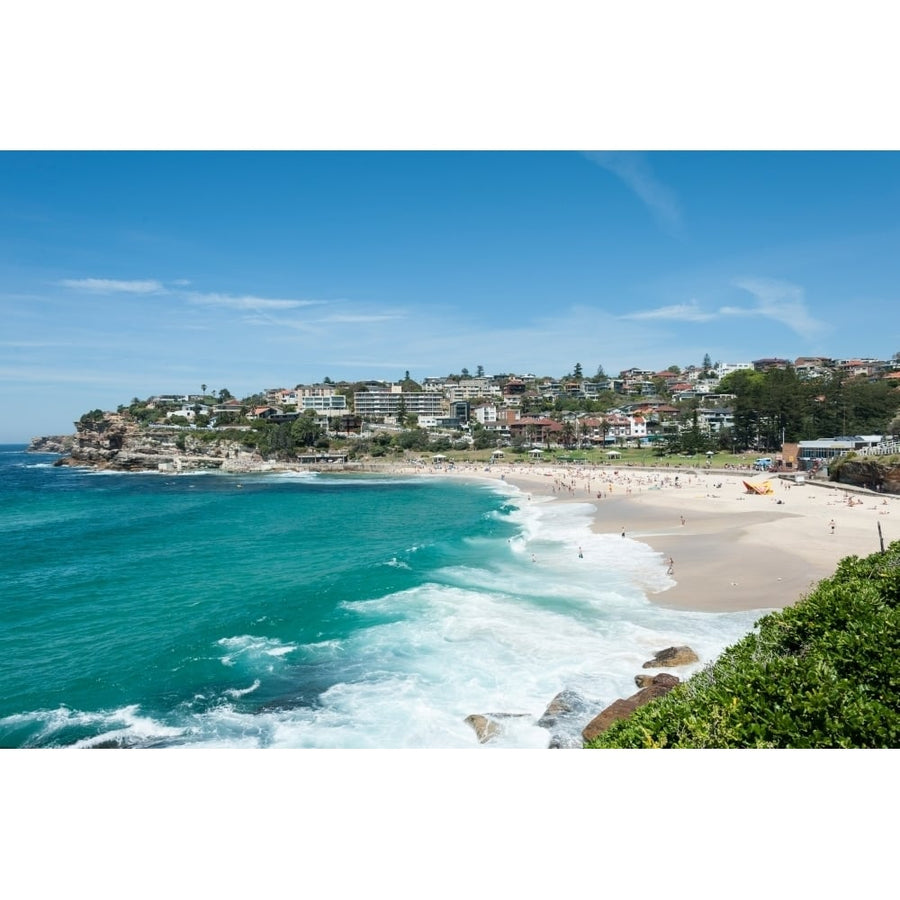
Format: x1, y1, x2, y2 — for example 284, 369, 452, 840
587, 543, 900, 748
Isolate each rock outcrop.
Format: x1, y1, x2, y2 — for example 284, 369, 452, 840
581, 674, 681, 743
464, 712, 531, 744
465, 714, 502, 743
537, 689, 588, 727
634, 672, 680, 690
54, 412, 263, 472
537, 690, 594, 749
27, 434, 75, 454
832, 459, 900, 495
642, 645, 699, 668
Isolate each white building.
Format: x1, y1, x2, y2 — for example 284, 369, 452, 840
354, 388, 446, 418
473, 404, 499, 426
714, 362, 753, 379
447, 379, 501, 402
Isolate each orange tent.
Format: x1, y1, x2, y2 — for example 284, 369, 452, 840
743, 480, 774, 495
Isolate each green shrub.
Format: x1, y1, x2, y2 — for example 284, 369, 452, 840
586, 542, 900, 748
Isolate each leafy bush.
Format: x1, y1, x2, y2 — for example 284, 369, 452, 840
586, 542, 900, 748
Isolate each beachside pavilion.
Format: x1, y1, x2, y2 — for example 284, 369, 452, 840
796, 437, 879, 470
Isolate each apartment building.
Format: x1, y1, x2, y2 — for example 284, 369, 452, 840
446, 378, 501, 402
353, 387, 446, 419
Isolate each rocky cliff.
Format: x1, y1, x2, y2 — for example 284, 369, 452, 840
831, 458, 900, 495
53, 412, 264, 472
27, 434, 75, 454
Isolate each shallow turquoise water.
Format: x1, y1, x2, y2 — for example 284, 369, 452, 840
0, 446, 763, 748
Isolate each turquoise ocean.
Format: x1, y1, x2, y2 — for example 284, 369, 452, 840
0, 445, 765, 748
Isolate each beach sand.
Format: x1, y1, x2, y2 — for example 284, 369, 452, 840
406, 461, 896, 613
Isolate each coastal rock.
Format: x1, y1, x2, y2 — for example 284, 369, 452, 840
465, 714, 502, 743
582, 680, 678, 743
832, 459, 900, 495
537, 689, 588, 728
549, 733, 584, 749
537, 690, 594, 749
55, 412, 262, 472
27, 434, 75, 454
642, 646, 699, 669
464, 713, 531, 744
634, 672, 681, 689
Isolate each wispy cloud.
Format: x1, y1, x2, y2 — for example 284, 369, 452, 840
0, 339, 77, 348
620, 299, 715, 322
320, 313, 405, 324
184, 292, 326, 311
728, 277, 831, 340
585, 151, 683, 236
60, 278, 166, 294
619, 277, 831, 341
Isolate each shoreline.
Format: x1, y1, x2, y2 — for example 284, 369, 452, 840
36, 446, 897, 614
402, 461, 895, 614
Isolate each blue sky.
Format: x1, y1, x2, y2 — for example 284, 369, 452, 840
2, 150, 899, 442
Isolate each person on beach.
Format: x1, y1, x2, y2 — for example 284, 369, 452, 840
829, 519, 835, 534
666, 556, 674, 575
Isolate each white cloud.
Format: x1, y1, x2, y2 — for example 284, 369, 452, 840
60, 278, 165, 294
585, 151, 683, 235
730, 277, 831, 340
620, 299, 715, 322
0, 339, 77, 348
320, 313, 405, 324
619, 278, 831, 341
184, 292, 326, 311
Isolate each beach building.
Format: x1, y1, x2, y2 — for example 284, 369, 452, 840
713, 362, 753, 380
507, 416, 560, 446
752, 358, 791, 371
794, 357, 835, 379
472, 404, 499, 427
150, 394, 189, 406
502, 378, 528, 398
795, 436, 882, 470
353, 386, 446, 419
835, 358, 888, 379
212, 399, 246, 416
301, 393, 347, 415
446, 379, 500, 402
581, 379, 611, 397
697, 407, 735, 435
165, 403, 210, 421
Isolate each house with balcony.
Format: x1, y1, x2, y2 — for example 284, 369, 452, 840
752, 358, 791, 372
697, 407, 735, 434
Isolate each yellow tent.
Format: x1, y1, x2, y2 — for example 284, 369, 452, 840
743, 480, 774, 495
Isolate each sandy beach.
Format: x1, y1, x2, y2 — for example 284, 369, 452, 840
400, 461, 896, 613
